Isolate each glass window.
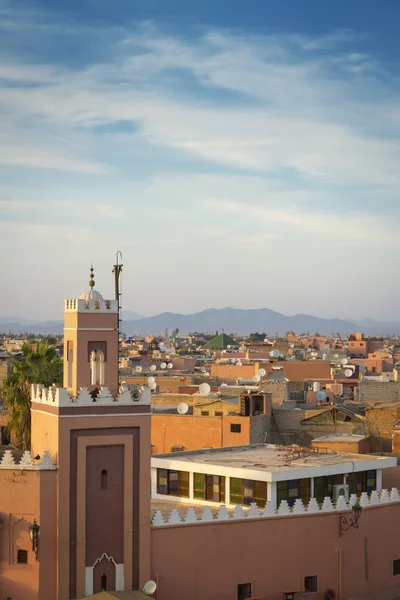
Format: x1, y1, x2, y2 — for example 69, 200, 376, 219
277, 478, 310, 507
201, 411, 209, 416
230, 478, 266, 507
156, 469, 190, 497
230, 424, 241, 433
17, 549, 28, 564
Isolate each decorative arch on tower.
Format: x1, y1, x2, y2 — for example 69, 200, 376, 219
90, 350, 105, 386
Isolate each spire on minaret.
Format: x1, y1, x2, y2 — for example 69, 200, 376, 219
89, 264, 95, 288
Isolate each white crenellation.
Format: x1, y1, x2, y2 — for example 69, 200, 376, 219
31, 383, 151, 407
64, 298, 118, 313
151, 489, 400, 527
0, 449, 56, 470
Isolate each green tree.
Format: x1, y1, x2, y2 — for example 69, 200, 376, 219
249, 332, 266, 343
172, 328, 179, 338
3, 341, 63, 450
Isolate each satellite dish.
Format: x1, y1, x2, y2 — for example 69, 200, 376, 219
306, 348, 312, 353
199, 383, 211, 395
150, 365, 157, 372
147, 376, 155, 384
322, 354, 327, 360
344, 369, 353, 378
341, 358, 348, 366
221, 383, 228, 387
316, 391, 327, 401
227, 345, 231, 349
236, 361, 243, 366
149, 382, 157, 390
200, 366, 206, 373
333, 354, 339, 359
272, 350, 280, 358
290, 344, 295, 348
269, 350, 275, 357
167, 363, 173, 369
135, 366, 142, 373
253, 375, 261, 383
258, 368, 267, 377
388, 354, 393, 359
160, 362, 167, 369
177, 402, 189, 415
143, 580, 157, 596
203, 372, 210, 377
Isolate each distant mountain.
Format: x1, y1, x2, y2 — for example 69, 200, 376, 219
2, 307, 399, 336
124, 307, 400, 336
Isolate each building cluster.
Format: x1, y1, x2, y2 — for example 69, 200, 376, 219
2, 270, 400, 600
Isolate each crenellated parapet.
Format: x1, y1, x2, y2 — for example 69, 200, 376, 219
151, 488, 400, 526
64, 298, 118, 313
0, 449, 56, 470
31, 382, 151, 407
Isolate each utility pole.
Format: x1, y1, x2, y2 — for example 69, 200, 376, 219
112, 252, 123, 367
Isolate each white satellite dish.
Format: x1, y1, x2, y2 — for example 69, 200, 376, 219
306, 348, 312, 353
316, 391, 327, 401
167, 363, 173, 369
273, 349, 280, 358
143, 580, 157, 596
344, 368, 353, 378
333, 354, 339, 359
147, 376, 155, 384
258, 368, 267, 377
149, 382, 157, 390
227, 345, 231, 349
341, 358, 348, 366
200, 366, 206, 373
269, 350, 275, 357
150, 365, 157, 372
160, 362, 167, 369
203, 371, 210, 378
322, 354, 327, 360
177, 402, 189, 415
135, 366, 142, 373
290, 344, 295, 348
221, 383, 228, 387
253, 375, 261, 383
388, 354, 393, 359
236, 361, 243, 366
199, 383, 211, 395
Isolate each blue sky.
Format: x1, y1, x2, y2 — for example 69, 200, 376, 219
1, 0, 400, 321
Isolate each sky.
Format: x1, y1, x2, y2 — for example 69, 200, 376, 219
1, 0, 400, 321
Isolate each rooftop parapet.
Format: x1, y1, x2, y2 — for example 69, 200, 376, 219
0, 449, 56, 470
64, 298, 118, 313
31, 383, 151, 407
152, 488, 400, 526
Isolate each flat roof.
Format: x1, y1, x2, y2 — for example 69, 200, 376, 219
151, 443, 396, 482
312, 434, 368, 443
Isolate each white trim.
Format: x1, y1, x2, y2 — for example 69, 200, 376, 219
151, 456, 397, 483
30, 409, 151, 418
376, 469, 383, 493
85, 555, 124, 595
63, 328, 116, 331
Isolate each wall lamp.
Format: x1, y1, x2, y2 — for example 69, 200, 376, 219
28, 519, 40, 560
339, 502, 362, 536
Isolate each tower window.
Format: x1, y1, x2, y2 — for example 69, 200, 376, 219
101, 469, 108, 491
101, 574, 107, 591
17, 549, 28, 564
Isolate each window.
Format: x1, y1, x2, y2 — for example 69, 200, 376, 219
277, 478, 311, 508
237, 583, 252, 600
101, 469, 107, 491
17, 549, 28, 564
230, 478, 267, 507
215, 411, 223, 416
393, 560, 400, 576
314, 475, 343, 503
347, 470, 376, 496
230, 424, 241, 433
201, 411, 209, 416
156, 469, 190, 497
101, 574, 107, 591
304, 575, 318, 593
194, 473, 226, 502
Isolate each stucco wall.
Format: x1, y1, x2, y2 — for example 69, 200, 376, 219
150, 504, 400, 600
151, 415, 250, 453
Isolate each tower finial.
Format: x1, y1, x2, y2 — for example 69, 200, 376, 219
89, 264, 95, 288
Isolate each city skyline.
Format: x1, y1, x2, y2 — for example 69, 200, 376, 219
1, 1, 400, 320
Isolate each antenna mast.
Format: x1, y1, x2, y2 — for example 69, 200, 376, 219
112, 251, 123, 357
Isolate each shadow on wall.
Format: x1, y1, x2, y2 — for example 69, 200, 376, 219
0, 577, 39, 600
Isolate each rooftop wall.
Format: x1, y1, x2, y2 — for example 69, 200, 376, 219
31, 383, 151, 407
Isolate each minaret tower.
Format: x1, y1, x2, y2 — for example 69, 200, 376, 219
30, 265, 151, 599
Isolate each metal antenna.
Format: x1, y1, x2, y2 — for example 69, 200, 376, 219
112, 251, 123, 360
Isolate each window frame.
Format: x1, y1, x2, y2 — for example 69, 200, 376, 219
304, 575, 318, 593
230, 423, 242, 433
393, 559, 400, 577
17, 549, 28, 564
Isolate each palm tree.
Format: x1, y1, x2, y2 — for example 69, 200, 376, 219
2, 340, 63, 450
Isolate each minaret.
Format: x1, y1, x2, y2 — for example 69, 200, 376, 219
30, 265, 151, 599
63, 265, 119, 397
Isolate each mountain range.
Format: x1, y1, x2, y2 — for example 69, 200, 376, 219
1, 307, 399, 336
